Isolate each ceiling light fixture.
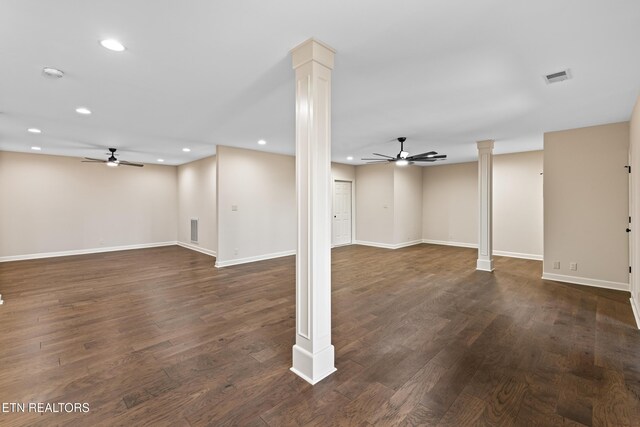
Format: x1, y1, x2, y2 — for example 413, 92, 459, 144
182, 148, 191, 152
42, 67, 64, 78
31, 146, 42, 151
27, 128, 41, 134
395, 159, 409, 167
258, 139, 267, 145
157, 159, 165, 163
100, 39, 126, 52
347, 156, 353, 160
106, 160, 119, 167
75, 107, 92, 115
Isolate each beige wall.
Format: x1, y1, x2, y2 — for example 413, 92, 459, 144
394, 165, 423, 244
422, 151, 543, 258
332, 162, 355, 182
544, 122, 629, 288
355, 163, 395, 245
216, 146, 296, 266
494, 151, 544, 257
0, 151, 177, 259
631, 97, 640, 311
422, 162, 478, 246
177, 156, 216, 255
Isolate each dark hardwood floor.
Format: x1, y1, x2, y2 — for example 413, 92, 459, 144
1, 244, 639, 426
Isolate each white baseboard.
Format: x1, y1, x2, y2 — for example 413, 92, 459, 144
354, 240, 422, 250
177, 241, 216, 257
421, 239, 542, 260
422, 239, 477, 249
542, 272, 630, 292
0, 241, 178, 263
493, 250, 543, 261
630, 298, 640, 329
215, 249, 295, 268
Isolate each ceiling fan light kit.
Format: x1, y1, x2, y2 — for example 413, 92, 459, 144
362, 137, 447, 166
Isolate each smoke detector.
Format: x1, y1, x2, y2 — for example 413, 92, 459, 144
544, 69, 571, 84
42, 67, 64, 79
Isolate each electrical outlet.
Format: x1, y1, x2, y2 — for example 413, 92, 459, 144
569, 262, 577, 271
553, 261, 560, 269
231, 205, 238, 211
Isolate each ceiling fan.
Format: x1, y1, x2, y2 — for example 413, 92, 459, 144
362, 137, 447, 166
82, 148, 143, 168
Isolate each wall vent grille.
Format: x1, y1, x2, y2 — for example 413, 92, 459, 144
190, 218, 198, 243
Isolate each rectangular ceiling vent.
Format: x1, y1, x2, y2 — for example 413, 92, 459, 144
544, 69, 571, 84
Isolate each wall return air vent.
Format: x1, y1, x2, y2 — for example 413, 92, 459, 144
190, 218, 199, 243
545, 69, 571, 84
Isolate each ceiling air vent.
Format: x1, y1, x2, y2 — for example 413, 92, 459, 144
544, 69, 571, 84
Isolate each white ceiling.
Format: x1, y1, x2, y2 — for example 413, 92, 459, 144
1, 0, 639, 166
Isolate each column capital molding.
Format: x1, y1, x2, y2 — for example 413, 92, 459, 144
291, 38, 336, 70
476, 139, 495, 150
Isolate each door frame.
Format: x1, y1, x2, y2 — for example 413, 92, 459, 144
332, 179, 356, 247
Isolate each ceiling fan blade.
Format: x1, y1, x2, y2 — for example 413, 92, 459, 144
361, 157, 391, 160
409, 151, 437, 159
83, 157, 106, 162
366, 160, 389, 164
119, 160, 144, 167
412, 158, 437, 162
372, 153, 395, 159
430, 154, 447, 159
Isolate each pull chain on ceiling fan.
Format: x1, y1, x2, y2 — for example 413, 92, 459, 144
362, 137, 447, 166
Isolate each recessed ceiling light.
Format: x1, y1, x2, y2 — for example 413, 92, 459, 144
31, 146, 41, 151
100, 39, 126, 52
27, 128, 41, 134
42, 67, 64, 78
157, 159, 165, 162
182, 148, 191, 152
75, 107, 92, 115
258, 139, 267, 145
347, 156, 354, 161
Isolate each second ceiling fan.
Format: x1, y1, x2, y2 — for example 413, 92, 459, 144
362, 137, 446, 166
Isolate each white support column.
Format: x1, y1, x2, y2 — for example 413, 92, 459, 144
290, 38, 336, 384
477, 140, 495, 272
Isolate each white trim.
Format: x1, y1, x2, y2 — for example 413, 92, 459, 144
422, 239, 542, 260
630, 298, 640, 329
354, 240, 423, 250
0, 241, 177, 263
0, 294, 4, 305
493, 250, 543, 261
215, 249, 295, 268
422, 239, 477, 249
176, 241, 216, 257
542, 272, 630, 292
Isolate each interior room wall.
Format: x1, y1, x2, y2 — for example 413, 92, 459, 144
631, 96, 640, 324
355, 163, 395, 246
0, 151, 178, 260
422, 162, 478, 247
394, 165, 423, 245
332, 162, 355, 181
543, 122, 630, 290
421, 151, 543, 259
493, 151, 544, 258
216, 145, 296, 267
177, 156, 217, 256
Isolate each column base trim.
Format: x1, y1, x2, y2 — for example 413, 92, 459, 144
291, 344, 336, 385
477, 258, 494, 272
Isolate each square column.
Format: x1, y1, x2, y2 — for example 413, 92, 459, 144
477, 140, 494, 272
290, 38, 336, 384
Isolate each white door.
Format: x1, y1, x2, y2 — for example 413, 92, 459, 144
333, 181, 352, 246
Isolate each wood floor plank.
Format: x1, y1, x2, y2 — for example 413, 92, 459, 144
1, 244, 639, 426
